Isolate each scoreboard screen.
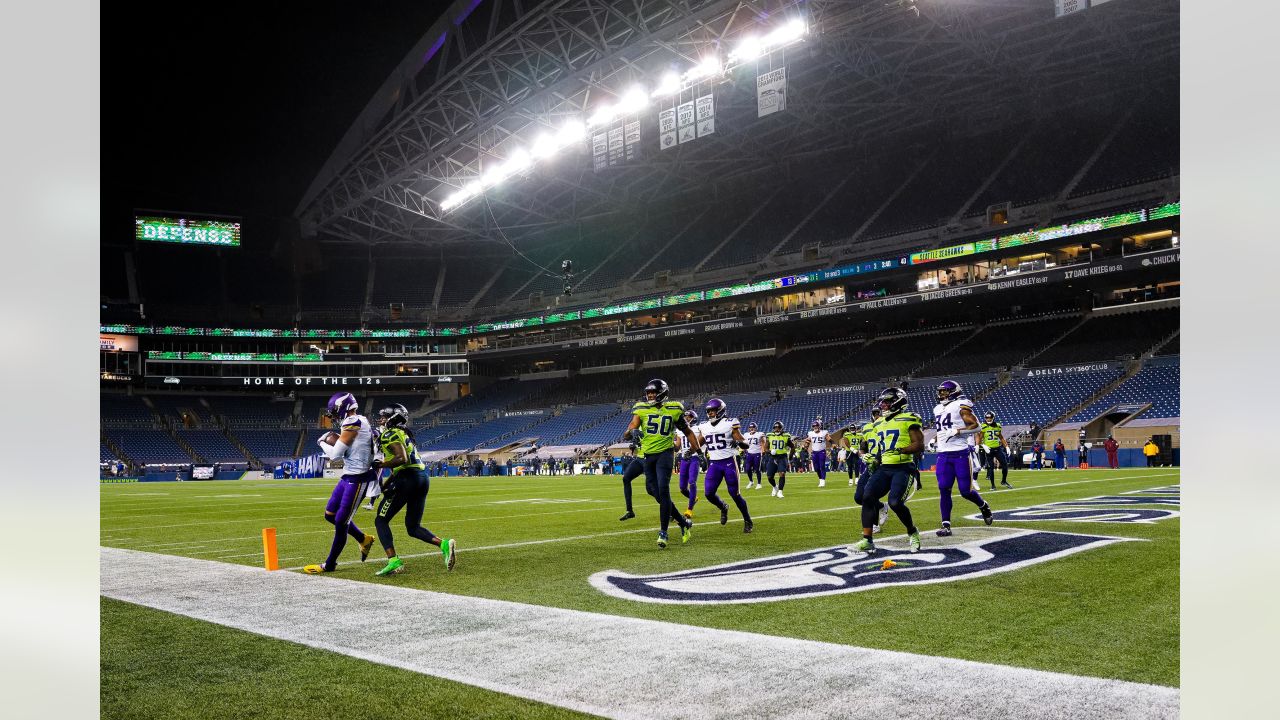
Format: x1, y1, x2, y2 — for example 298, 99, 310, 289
135, 214, 241, 247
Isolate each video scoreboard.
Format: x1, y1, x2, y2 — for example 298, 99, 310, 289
135, 213, 241, 247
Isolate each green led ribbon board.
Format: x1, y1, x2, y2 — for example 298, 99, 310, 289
136, 215, 241, 246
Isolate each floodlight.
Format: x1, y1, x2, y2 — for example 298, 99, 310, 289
687, 56, 723, 81
531, 134, 556, 159
557, 120, 585, 144
588, 105, 617, 127
764, 19, 807, 47
505, 148, 531, 174
652, 72, 681, 97
731, 35, 762, 61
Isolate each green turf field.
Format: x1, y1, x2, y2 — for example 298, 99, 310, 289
101, 467, 1179, 691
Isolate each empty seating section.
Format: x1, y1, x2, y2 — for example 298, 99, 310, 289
1031, 308, 1178, 366
238, 429, 303, 462
576, 213, 688, 294
299, 256, 367, 310
101, 444, 117, 462
101, 394, 155, 427
670, 202, 748, 271
1068, 362, 1180, 421
103, 428, 192, 465
976, 368, 1124, 426
914, 320, 1071, 376
298, 395, 332, 427
425, 414, 548, 451
1155, 334, 1179, 356
437, 262, 497, 308
774, 160, 909, 254
207, 395, 294, 427
147, 395, 203, 424
521, 404, 623, 447
362, 394, 427, 416
805, 330, 972, 388
703, 190, 822, 271
901, 374, 1000, 422
863, 131, 1007, 238
967, 111, 1117, 212
1072, 96, 1178, 197
177, 429, 245, 462
433, 379, 554, 419
370, 258, 440, 307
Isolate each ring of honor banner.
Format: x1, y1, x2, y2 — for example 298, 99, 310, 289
757, 67, 787, 117
624, 120, 640, 160
591, 131, 608, 171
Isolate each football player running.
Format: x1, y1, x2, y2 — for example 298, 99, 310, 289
764, 421, 795, 498
931, 381, 994, 537
851, 388, 924, 555
742, 422, 765, 489
367, 404, 455, 576
304, 392, 378, 574
979, 412, 1013, 490
804, 419, 833, 488
676, 410, 701, 520
624, 379, 700, 548
696, 398, 755, 533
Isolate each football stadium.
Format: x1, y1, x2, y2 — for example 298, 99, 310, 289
105, 1, 1183, 717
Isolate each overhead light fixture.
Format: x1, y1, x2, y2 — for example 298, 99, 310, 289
652, 71, 681, 97
618, 85, 649, 113
730, 35, 762, 62
556, 120, 585, 145
686, 56, 722, 82
588, 105, 617, 127
531, 133, 556, 159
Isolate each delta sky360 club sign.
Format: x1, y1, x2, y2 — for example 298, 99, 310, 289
591, 485, 1177, 604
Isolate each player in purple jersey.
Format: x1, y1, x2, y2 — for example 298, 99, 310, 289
931, 380, 994, 537
303, 392, 377, 574
677, 409, 701, 519
696, 399, 754, 533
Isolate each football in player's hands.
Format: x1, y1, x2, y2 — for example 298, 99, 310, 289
320, 432, 339, 446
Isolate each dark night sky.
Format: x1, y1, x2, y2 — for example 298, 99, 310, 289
123, 3, 447, 228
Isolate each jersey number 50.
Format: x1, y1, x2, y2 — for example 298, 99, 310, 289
645, 415, 674, 435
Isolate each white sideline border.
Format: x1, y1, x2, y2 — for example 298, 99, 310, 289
101, 547, 1177, 720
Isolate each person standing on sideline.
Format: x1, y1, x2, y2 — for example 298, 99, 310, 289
1053, 438, 1066, 469
1104, 435, 1120, 469
1143, 438, 1160, 467
1030, 438, 1044, 469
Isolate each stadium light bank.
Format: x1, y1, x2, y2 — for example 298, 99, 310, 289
439, 18, 808, 213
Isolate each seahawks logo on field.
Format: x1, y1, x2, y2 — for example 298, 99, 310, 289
970, 486, 1180, 525
589, 529, 1132, 604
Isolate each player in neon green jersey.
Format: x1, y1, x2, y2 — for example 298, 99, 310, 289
368, 404, 455, 576
624, 378, 701, 548
850, 388, 924, 555
763, 421, 796, 498
979, 411, 1013, 490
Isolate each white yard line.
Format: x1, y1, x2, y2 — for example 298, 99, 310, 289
101, 547, 1177, 720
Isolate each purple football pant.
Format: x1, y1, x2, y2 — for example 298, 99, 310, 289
704, 458, 751, 521
322, 470, 374, 568
812, 450, 827, 480
678, 458, 700, 510
935, 450, 984, 524
743, 453, 762, 480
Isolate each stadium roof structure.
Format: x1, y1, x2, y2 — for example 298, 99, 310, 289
295, 0, 1178, 250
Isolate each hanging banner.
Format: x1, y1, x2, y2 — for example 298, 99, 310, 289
677, 100, 696, 144
696, 93, 715, 137
624, 120, 641, 161
607, 126, 625, 166
757, 67, 787, 117
591, 131, 608, 172
658, 107, 677, 150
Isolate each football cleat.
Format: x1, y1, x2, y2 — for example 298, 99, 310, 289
360, 534, 376, 561
936, 522, 953, 537
849, 479, 855, 486
771, 486, 778, 497
743, 519, 754, 534
362, 502, 374, 511
375, 556, 404, 576
908, 531, 922, 553
776, 490, 785, 498
683, 509, 694, 520
720, 506, 729, 526
850, 538, 876, 554
657, 531, 668, 549
877, 503, 889, 530
980, 503, 994, 526
1002, 480, 1014, 489
818, 480, 825, 488
303, 563, 334, 574
442, 538, 457, 570
872, 524, 881, 534
619, 510, 635, 521
681, 523, 692, 544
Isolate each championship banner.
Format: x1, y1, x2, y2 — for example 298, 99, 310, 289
607, 126, 624, 166
658, 108, 677, 150
757, 67, 787, 117
624, 120, 640, 161
591, 131, 608, 171
696, 93, 715, 137
677, 100, 696, 144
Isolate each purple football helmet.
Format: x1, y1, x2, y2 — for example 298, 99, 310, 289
811, 418, 823, 430
705, 398, 726, 420
936, 380, 963, 403
747, 421, 758, 431
326, 391, 358, 420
